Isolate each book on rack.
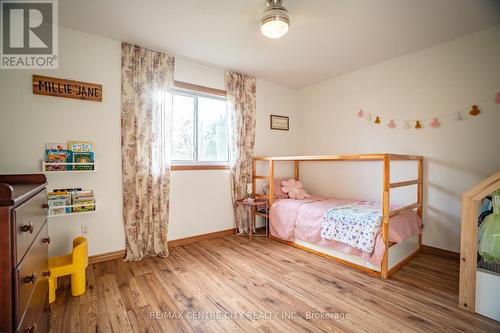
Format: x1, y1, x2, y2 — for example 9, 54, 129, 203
45, 150, 72, 171
72, 152, 94, 170
46, 143, 66, 151
53, 188, 82, 193
68, 141, 94, 153
47, 199, 68, 215
47, 190, 72, 214
47, 188, 96, 214
72, 190, 95, 212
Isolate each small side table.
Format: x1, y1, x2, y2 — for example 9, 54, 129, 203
236, 198, 268, 240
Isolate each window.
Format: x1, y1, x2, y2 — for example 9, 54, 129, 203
171, 88, 229, 166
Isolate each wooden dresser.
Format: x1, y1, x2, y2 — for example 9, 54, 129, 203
0, 174, 50, 333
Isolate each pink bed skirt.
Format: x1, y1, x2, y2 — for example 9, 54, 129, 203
269, 196, 422, 266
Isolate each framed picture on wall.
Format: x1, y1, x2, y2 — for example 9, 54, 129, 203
270, 114, 289, 131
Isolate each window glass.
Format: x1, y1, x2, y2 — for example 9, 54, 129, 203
197, 96, 228, 162
171, 94, 195, 161
171, 90, 228, 164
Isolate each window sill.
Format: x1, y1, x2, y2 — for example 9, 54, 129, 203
171, 165, 230, 171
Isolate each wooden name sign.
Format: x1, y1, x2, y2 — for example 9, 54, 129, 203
32, 75, 102, 102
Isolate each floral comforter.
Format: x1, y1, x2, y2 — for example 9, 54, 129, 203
320, 202, 383, 252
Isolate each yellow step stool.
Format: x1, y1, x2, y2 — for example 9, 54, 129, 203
48, 236, 88, 303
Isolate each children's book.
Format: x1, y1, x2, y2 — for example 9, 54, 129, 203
45, 150, 72, 171
73, 190, 94, 199
73, 152, 94, 170
48, 191, 72, 213
72, 201, 96, 212
46, 143, 66, 151
48, 191, 72, 203
68, 141, 94, 152
72, 190, 95, 212
53, 188, 82, 193
48, 199, 68, 215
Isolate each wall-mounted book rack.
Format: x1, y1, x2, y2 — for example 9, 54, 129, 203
42, 161, 96, 173
47, 202, 97, 217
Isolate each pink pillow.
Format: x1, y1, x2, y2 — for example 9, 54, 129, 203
281, 179, 310, 199
263, 178, 288, 199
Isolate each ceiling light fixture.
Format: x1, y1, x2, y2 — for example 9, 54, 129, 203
260, 0, 290, 39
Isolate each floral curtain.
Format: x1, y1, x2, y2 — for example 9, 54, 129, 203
225, 71, 257, 234
121, 42, 174, 260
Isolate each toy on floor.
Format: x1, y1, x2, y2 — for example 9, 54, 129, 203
48, 236, 88, 303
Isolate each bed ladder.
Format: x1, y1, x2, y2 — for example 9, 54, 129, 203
381, 155, 423, 278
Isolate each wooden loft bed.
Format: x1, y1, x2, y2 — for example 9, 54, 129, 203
252, 153, 424, 279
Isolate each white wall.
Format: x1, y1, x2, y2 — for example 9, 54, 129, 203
3, 24, 493, 256
0, 27, 124, 256
0, 27, 300, 256
298, 25, 500, 253
170, 60, 300, 239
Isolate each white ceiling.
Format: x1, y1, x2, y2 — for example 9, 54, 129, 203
59, 0, 500, 88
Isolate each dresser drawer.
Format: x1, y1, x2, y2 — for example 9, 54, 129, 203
15, 222, 49, 326
16, 279, 49, 333
14, 189, 47, 265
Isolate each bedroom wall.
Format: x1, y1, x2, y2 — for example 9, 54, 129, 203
0, 27, 300, 256
170, 60, 300, 240
297, 25, 500, 253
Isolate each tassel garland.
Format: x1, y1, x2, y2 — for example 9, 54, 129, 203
469, 105, 480, 116
354, 91, 498, 129
430, 118, 441, 128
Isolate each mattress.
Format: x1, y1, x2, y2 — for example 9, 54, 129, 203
269, 195, 422, 266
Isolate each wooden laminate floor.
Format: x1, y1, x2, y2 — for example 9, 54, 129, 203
50, 236, 500, 333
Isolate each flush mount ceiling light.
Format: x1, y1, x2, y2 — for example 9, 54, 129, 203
260, 0, 290, 39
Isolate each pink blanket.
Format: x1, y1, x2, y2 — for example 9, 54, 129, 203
269, 195, 422, 266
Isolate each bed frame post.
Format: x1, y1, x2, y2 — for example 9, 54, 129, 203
294, 160, 299, 181
417, 158, 423, 249
268, 160, 275, 206
252, 159, 257, 198
381, 154, 391, 279
252, 159, 257, 230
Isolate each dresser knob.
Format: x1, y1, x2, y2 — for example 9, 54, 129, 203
21, 222, 34, 233
42, 237, 51, 244
24, 273, 37, 284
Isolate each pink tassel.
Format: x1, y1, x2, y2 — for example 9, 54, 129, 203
430, 118, 441, 128
387, 120, 396, 128
357, 109, 364, 118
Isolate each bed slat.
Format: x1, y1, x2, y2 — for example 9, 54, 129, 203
390, 179, 419, 188
389, 203, 418, 217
